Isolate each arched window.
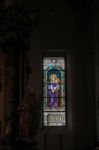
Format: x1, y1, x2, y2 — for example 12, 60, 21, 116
42, 56, 66, 126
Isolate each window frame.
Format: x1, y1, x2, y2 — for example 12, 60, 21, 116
41, 50, 73, 132
42, 56, 66, 127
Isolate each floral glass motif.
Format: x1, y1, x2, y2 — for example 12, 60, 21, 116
43, 57, 66, 126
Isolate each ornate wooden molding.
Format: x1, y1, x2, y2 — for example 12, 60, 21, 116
0, 0, 41, 53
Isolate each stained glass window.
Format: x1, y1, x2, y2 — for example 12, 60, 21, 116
43, 57, 66, 126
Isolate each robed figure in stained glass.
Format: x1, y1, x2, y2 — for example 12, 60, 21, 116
48, 74, 60, 109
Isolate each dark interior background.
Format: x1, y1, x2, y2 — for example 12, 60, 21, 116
0, 0, 99, 150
